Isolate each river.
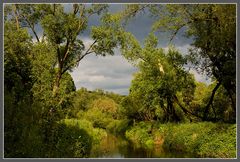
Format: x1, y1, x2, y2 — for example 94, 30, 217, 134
90, 133, 194, 158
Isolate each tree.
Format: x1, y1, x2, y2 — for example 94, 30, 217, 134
150, 4, 236, 121
121, 33, 196, 122
117, 4, 236, 121
4, 20, 36, 157
7, 4, 125, 97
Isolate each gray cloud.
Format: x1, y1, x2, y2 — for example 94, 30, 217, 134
70, 46, 137, 95
70, 40, 210, 95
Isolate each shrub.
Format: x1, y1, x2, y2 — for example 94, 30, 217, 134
125, 122, 154, 148
61, 119, 107, 145
195, 124, 236, 158
52, 123, 92, 158
91, 98, 118, 118
125, 122, 236, 158
160, 122, 236, 158
106, 119, 130, 135
83, 109, 112, 129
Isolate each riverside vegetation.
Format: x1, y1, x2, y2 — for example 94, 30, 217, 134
4, 4, 236, 158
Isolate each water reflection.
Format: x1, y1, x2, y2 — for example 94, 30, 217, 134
90, 133, 194, 158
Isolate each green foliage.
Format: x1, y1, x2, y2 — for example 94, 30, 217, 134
4, 21, 37, 157
106, 119, 131, 135
125, 121, 236, 158
150, 4, 236, 116
60, 119, 107, 146
186, 82, 234, 122
119, 96, 142, 120
195, 124, 236, 158
125, 122, 154, 148
160, 122, 236, 158
121, 33, 196, 122
84, 108, 112, 129
4, 3, 236, 158
91, 97, 118, 118
51, 123, 92, 158
118, 4, 236, 122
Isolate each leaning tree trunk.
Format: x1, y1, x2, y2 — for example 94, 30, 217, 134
203, 80, 222, 121
167, 97, 180, 122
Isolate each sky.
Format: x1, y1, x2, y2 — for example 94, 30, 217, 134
32, 4, 211, 95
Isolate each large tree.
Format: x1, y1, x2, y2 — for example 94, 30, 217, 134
121, 33, 196, 122
116, 4, 236, 121
6, 4, 125, 97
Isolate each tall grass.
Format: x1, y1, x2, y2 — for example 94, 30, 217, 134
125, 122, 236, 158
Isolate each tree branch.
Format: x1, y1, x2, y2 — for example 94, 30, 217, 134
62, 40, 70, 61
12, 4, 19, 30
174, 95, 203, 119
77, 5, 86, 33
61, 66, 71, 75
76, 40, 97, 64
56, 46, 62, 69
22, 15, 40, 42
169, 21, 192, 44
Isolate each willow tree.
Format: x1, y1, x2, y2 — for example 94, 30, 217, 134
117, 4, 236, 121
121, 33, 196, 122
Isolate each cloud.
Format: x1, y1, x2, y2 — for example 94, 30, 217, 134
70, 37, 210, 95
70, 40, 138, 95
162, 44, 191, 55
189, 69, 211, 84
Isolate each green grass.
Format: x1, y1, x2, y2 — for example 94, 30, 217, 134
125, 122, 236, 158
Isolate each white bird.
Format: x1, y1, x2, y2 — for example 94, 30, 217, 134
158, 59, 164, 73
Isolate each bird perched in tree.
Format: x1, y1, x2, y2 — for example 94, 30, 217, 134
158, 59, 164, 74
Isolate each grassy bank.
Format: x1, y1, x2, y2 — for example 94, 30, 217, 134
52, 119, 107, 157
125, 122, 236, 158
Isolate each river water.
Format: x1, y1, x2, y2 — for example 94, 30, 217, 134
90, 133, 194, 158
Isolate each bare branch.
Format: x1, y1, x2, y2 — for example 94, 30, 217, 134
169, 22, 188, 44
22, 15, 40, 42
76, 40, 97, 64
77, 5, 86, 33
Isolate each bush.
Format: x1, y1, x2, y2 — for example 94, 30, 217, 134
61, 119, 107, 145
195, 124, 236, 158
83, 109, 113, 129
125, 122, 236, 158
125, 122, 154, 148
106, 119, 130, 135
91, 98, 118, 118
160, 122, 236, 158
52, 123, 92, 158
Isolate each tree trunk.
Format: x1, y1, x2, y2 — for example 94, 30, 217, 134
52, 69, 62, 97
203, 81, 221, 121
211, 103, 217, 121
53, 47, 63, 97
167, 97, 180, 122
227, 88, 236, 113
